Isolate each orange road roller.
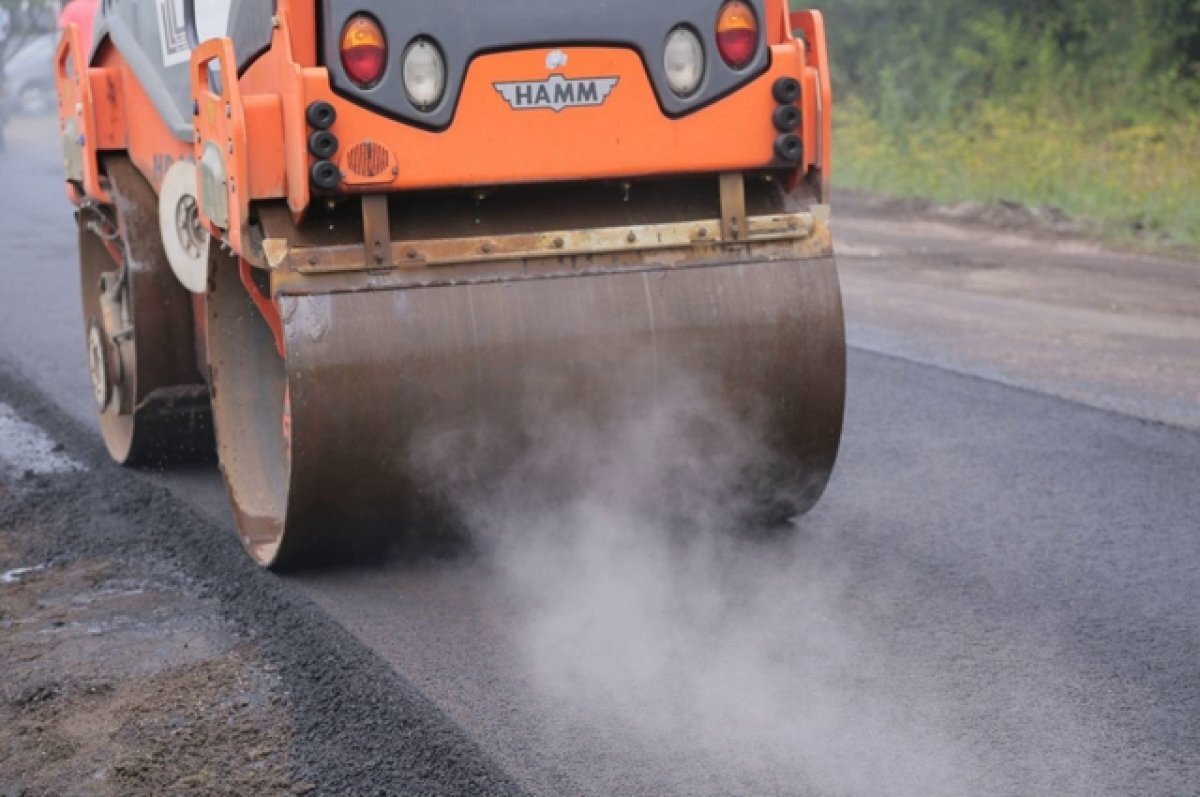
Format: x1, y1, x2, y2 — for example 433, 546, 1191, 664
56, 0, 845, 568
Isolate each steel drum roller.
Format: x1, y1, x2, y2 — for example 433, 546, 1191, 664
208, 252, 845, 569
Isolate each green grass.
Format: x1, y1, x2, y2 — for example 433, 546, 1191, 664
834, 96, 1200, 246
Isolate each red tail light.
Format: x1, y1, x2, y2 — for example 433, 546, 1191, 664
340, 14, 388, 88
716, 1, 758, 69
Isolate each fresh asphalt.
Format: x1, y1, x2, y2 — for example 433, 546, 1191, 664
1, 116, 1196, 795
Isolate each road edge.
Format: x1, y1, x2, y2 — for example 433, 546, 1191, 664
0, 362, 525, 797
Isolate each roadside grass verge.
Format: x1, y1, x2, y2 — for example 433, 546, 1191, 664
834, 97, 1200, 246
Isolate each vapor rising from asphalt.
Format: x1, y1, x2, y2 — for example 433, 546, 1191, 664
424, 372, 985, 796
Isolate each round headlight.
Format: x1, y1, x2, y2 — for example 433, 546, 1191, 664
403, 38, 446, 110
664, 27, 704, 98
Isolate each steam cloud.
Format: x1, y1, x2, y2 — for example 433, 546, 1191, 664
413, 370, 1100, 795
412, 370, 956, 795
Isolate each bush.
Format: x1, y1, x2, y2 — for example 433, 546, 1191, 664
809, 0, 1200, 243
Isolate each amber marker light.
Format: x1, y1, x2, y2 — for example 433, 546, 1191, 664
341, 14, 388, 89
716, 1, 758, 69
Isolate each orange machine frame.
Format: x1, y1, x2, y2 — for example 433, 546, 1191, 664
58, 1, 833, 250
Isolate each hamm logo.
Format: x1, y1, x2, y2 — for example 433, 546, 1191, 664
494, 75, 619, 112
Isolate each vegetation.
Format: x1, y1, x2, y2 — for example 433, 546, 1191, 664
811, 0, 1200, 243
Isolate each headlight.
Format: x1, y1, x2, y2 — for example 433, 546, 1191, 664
664, 27, 705, 98
403, 38, 446, 110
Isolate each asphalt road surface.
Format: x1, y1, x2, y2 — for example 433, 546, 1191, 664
1, 115, 1197, 796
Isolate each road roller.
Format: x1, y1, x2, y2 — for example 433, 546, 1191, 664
55, 0, 845, 569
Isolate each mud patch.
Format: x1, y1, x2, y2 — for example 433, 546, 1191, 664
0, 494, 299, 796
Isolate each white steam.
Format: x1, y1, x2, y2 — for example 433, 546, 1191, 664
417, 372, 984, 796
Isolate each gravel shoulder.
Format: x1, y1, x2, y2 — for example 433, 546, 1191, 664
835, 189, 1200, 261
0, 368, 523, 797
0, 526, 297, 796
834, 189, 1200, 431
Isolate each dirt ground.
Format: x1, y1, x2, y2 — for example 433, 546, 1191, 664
0, 478, 306, 797
0, 368, 522, 797
832, 189, 1200, 432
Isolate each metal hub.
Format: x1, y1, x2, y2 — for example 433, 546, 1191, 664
174, 194, 209, 260
87, 323, 111, 411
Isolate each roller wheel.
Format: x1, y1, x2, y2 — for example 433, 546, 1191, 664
207, 250, 844, 570
206, 251, 389, 569
77, 158, 213, 466
207, 179, 844, 570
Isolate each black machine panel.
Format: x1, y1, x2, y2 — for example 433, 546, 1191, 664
321, 0, 772, 129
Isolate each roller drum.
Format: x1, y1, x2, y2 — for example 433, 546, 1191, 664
209, 255, 845, 569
